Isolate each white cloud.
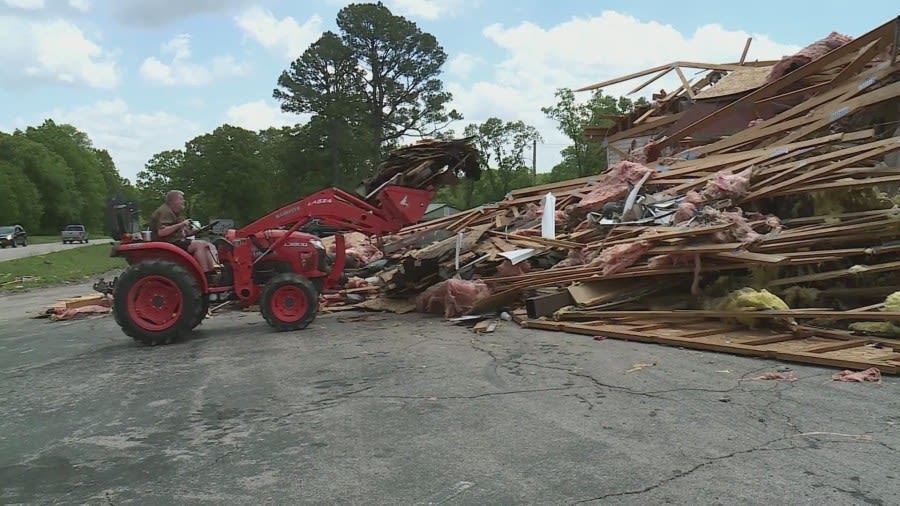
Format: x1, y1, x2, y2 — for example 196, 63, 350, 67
447, 53, 483, 80
224, 100, 301, 131
112, 0, 251, 28
324, 0, 472, 20
447, 11, 803, 172
68, 0, 88, 12
42, 99, 205, 181
388, 0, 468, 20
234, 6, 323, 60
0, 16, 119, 89
140, 33, 250, 86
3, 0, 43, 8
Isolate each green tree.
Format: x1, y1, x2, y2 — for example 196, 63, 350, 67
437, 118, 541, 210
93, 148, 124, 197
465, 118, 541, 199
23, 120, 108, 229
0, 158, 43, 231
0, 131, 80, 231
135, 149, 185, 221
258, 125, 327, 205
336, 2, 461, 155
542, 88, 646, 180
273, 31, 367, 187
182, 125, 278, 225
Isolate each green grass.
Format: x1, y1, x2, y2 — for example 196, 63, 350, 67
27, 234, 109, 245
0, 244, 126, 291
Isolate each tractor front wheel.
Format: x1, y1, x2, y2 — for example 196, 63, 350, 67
113, 259, 203, 346
260, 273, 318, 331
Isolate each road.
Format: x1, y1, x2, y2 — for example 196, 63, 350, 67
1, 282, 898, 505
0, 239, 109, 262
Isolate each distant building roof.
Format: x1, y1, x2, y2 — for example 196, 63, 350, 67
426, 203, 457, 213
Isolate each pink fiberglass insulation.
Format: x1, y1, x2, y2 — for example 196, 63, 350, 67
589, 241, 651, 276
346, 242, 384, 266
674, 190, 703, 224
626, 145, 650, 165
748, 372, 799, 382
49, 305, 111, 321
573, 161, 655, 217
767, 32, 853, 83
648, 254, 685, 269
573, 219, 594, 232
345, 276, 369, 289
705, 209, 762, 245
832, 367, 882, 383
415, 278, 492, 318
701, 167, 753, 200
608, 160, 656, 185
576, 185, 630, 214
496, 259, 532, 277
552, 249, 586, 268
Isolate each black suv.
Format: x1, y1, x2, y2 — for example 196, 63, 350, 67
0, 225, 28, 248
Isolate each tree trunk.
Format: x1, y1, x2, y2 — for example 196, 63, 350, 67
329, 120, 342, 187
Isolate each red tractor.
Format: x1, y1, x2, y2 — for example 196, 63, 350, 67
103, 139, 480, 346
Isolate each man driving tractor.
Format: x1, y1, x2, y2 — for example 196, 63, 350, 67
149, 190, 220, 278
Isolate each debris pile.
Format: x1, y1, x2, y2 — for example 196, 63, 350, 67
329, 17, 900, 375
357, 137, 482, 198
36, 294, 111, 321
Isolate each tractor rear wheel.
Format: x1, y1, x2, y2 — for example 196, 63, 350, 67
113, 259, 203, 346
260, 273, 318, 331
191, 299, 210, 330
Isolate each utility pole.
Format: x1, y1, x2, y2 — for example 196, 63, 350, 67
532, 138, 537, 184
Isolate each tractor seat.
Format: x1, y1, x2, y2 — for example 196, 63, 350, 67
212, 237, 234, 253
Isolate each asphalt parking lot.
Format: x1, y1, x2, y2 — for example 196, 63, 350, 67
1, 282, 898, 505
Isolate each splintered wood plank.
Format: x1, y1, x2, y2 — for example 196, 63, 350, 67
674, 65, 695, 100
655, 20, 898, 152
767, 260, 900, 287
56, 294, 110, 310
519, 318, 900, 373
555, 308, 900, 321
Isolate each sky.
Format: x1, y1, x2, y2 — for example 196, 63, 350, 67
1, 0, 897, 183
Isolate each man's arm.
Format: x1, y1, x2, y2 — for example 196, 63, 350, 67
157, 219, 190, 239
153, 208, 190, 239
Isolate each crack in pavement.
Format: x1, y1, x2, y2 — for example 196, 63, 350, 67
356, 386, 585, 400
568, 436, 884, 504
831, 485, 888, 506
572, 392, 594, 410
510, 360, 670, 400
515, 361, 788, 402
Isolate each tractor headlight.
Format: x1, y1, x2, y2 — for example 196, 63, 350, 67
4, 235, 10, 240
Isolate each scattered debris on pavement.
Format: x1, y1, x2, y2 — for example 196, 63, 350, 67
37, 294, 111, 321
322, 17, 900, 376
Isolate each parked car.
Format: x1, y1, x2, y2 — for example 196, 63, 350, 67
61, 224, 88, 244
0, 224, 28, 248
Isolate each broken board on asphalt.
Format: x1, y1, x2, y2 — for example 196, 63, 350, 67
519, 315, 900, 374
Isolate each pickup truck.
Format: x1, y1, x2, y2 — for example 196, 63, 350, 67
61, 224, 88, 244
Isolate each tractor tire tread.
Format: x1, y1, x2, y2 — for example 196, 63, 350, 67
260, 273, 318, 331
112, 259, 203, 346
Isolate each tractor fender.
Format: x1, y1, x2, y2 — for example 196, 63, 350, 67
112, 242, 209, 293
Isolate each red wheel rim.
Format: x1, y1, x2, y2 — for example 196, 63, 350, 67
271, 285, 308, 323
127, 275, 184, 331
